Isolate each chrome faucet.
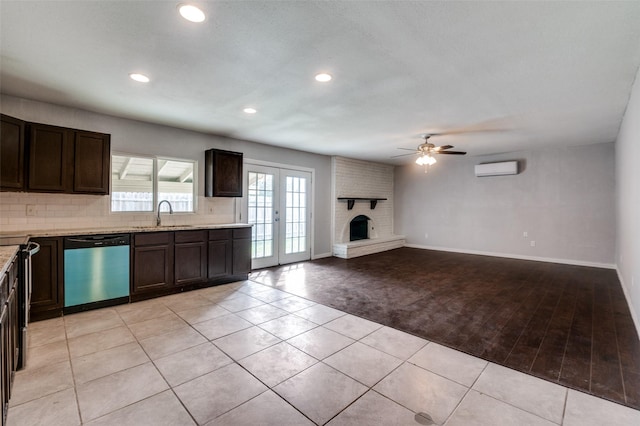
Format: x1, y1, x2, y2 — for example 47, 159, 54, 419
156, 200, 173, 226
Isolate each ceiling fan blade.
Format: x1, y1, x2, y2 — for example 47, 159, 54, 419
390, 152, 418, 158
434, 145, 454, 151
396, 147, 418, 151
436, 151, 466, 155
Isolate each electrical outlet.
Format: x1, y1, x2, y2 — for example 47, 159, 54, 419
530, 240, 536, 247
523, 231, 528, 238
26, 205, 36, 216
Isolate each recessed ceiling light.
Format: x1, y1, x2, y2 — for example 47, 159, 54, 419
178, 4, 206, 23
129, 73, 150, 83
315, 73, 332, 82
243, 108, 257, 114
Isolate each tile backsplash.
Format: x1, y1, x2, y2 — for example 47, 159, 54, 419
0, 192, 237, 234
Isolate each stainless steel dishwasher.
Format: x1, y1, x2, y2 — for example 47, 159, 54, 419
63, 234, 130, 313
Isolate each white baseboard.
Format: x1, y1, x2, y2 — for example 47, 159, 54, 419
616, 267, 640, 341
404, 243, 616, 269
312, 252, 332, 260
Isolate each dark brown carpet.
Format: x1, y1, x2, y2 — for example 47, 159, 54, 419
250, 247, 640, 409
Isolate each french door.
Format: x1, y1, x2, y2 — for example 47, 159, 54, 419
245, 165, 311, 269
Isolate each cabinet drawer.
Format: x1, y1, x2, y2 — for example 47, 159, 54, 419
209, 229, 232, 241
134, 232, 172, 246
232, 227, 252, 239
175, 230, 206, 244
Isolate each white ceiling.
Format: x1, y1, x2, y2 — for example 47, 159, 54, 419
2, 1, 640, 164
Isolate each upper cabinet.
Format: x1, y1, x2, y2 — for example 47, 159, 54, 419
0, 115, 111, 194
73, 131, 110, 194
205, 148, 243, 197
0, 114, 25, 191
27, 123, 73, 192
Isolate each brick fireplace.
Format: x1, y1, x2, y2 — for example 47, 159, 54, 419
332, 157, 405, 259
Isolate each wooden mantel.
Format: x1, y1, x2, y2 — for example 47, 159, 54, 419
337, 197, 387, 210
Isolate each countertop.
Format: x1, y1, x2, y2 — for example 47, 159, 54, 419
0, 223, 252, 240
0, 223, 252, 275
0, 245, 19, 277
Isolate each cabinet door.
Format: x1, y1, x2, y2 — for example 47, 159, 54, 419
133, 245, 173, 294
73, 131, 110, 194
232, 238, 252, 276
30, 238, 64, 320
0, 114, 25, 191
27, 123, 73, 192
1, 307, 7, 419
174, 231, 207, 286
175, 242, 207, 285
7, 289, 18, 373
205, 149, 243, 197
208, 239, 231, 279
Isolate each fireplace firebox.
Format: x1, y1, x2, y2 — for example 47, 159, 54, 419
350, 215, 370, 241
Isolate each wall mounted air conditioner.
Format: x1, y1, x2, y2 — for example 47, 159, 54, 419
474, 161, 518, 177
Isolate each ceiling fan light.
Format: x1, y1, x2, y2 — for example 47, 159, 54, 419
415, 156, 425, 166
426, 155, 437, 166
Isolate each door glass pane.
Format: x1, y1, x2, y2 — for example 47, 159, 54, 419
248, 172, 275, 259
284, 176, 307, 254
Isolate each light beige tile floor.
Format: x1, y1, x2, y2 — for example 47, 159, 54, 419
8, 280, 640, 425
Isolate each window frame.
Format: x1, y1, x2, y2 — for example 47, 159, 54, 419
110, 152, 198, 214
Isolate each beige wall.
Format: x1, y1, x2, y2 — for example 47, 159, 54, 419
394, 142, 616, 267
616, 63, 640, 333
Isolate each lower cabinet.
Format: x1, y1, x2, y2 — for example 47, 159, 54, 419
27, 226, 252, 309
208, 230, 232, 280
232, 228, 252, 276
30, 237, 64, 321
1, 305, 7, 425
174, 231, 207, 286
132, 227, 251, 300
1, 253, 21, 425
132, 232, 174, 297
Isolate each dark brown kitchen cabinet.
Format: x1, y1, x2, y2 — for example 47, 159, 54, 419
208, 229, 232, 280
27, 123, 110, 194
0, 114, 25, 191
30, 237, 64, 321
73, 131, 110, 194
27, 123, 73, 193
174, 230, 207, 286
1, 298, 8, 425
232, 228, 252, 276
2, 252, 22, 422
205, 148, 243, 197
132, 232, 174, 297
0, 116, 110, 195
6, 289, 18, 373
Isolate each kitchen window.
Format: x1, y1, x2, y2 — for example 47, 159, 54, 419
111, 154, 195, 213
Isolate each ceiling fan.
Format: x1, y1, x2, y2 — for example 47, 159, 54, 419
392, 134, 466, 171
